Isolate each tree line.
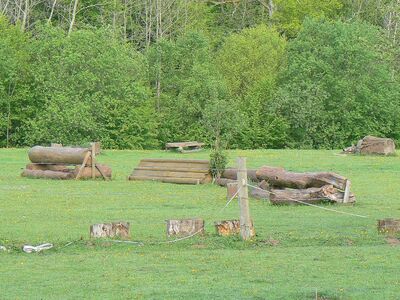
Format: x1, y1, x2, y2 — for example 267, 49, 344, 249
0, 0, 399, 149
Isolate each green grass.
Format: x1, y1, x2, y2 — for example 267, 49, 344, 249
1, 148, 400, 299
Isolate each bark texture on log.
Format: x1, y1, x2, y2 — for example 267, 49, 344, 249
357, 136, 395, 155
90, 222, 130, 238
256, 166, 347, 190
378, 219, 400, 234
342, 136, 395, 155
214, 220, 255, 236
250, 187, 270, 200
73, 164, 112, 179
222, 168, 258, 181
29, 146, 91, 164
166, 218, 204, 237
215, 177, 236, 187
26, 163, 71, 172
21, 169, 75, 179
269, 185, 355, 205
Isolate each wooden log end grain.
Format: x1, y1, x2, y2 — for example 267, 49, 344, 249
90, 222, 130, 238
166, 218, 204, 237
214, 219, 255, 236
377, 219, 400, 235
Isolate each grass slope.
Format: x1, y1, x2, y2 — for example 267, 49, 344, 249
1, 149, 399, 299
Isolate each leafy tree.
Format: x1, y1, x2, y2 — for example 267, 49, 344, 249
216, 24, 288, 148
0, 16, 32, 147
272, 0, 343, 38
276, 18, 400, 148
22, 25, 158, 149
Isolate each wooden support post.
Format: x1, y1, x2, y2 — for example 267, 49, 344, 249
343, 180, 351, 203
91, 143, 96, 179
75, 152, 91, 180
237, 157, 254, 240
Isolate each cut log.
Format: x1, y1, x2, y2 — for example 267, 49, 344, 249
73, 164, 112, 179
256, 166, 347, 190
21, 169, 75, 179
25, 163, 71, 172
51, 143, 62, 147
221, 168, 258, 181
29, 146, 91, 165
215, 177, 236, 187
90, 222, 130, 238
269, 185, 355, 205
250, 187, 270, 200
378, 219, 400, 234
357, 136, 395, 155
166, 218, 204, 237
214, 220, 255, 236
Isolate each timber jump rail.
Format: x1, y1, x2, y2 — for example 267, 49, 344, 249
21, 144, 111, 180
128, 158, 211, 184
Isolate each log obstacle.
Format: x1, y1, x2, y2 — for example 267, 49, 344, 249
343, 136, 395, 155
214, 220, 255, 236
21, 144, 111, 180
129, 159, 212, 185
166, 218, 204, 237
90, 222, 130, 238
217, 165, 355, 205
377, 219, 400, 234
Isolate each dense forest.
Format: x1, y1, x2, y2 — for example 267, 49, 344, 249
0, 0, 399, 149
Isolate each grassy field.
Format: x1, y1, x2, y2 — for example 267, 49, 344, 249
1, 148, 400, 299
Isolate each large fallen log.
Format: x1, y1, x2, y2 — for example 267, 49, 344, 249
256, 166, 347, 190
215, 177, 236, 187
21, 169, 75, 179
357, 136, 395, 155
26, 163, 71, 172
28, 146, 91, 165
221, 168, 258, 181
269, 185, 355, 205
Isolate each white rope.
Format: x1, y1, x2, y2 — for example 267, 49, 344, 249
247, 184, 369, 219
23, 243, 53, 253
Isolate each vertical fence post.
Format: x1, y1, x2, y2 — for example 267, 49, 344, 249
237, 157, 254, 240
91, 142, 96, 179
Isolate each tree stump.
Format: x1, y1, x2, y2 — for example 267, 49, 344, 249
214, 220, 255, 236
90, 222, 130, 238
51, 143, 62, 147
377, 219, 400, 234
166, 218, 204, 237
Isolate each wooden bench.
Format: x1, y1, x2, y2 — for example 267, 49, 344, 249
128, 159, 212, 184
165, 141, 204, 153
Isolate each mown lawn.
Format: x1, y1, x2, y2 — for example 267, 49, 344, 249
1, 148, 400, 299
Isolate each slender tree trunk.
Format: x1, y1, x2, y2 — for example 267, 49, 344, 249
68, 0, 79, 36
21, 0, 29, 31
47, 0, 57, 24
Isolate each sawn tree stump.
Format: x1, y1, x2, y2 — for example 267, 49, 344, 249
166, 218, 204, 237
90, 222, 130, 238
214, 220, 255, 236
378, 219, 400, 234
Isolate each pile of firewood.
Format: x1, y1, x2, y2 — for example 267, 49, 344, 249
217, 166, 355, 205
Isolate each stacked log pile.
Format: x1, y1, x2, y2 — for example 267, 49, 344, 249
217, 165, 355, 205
21, 146, 111, 180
